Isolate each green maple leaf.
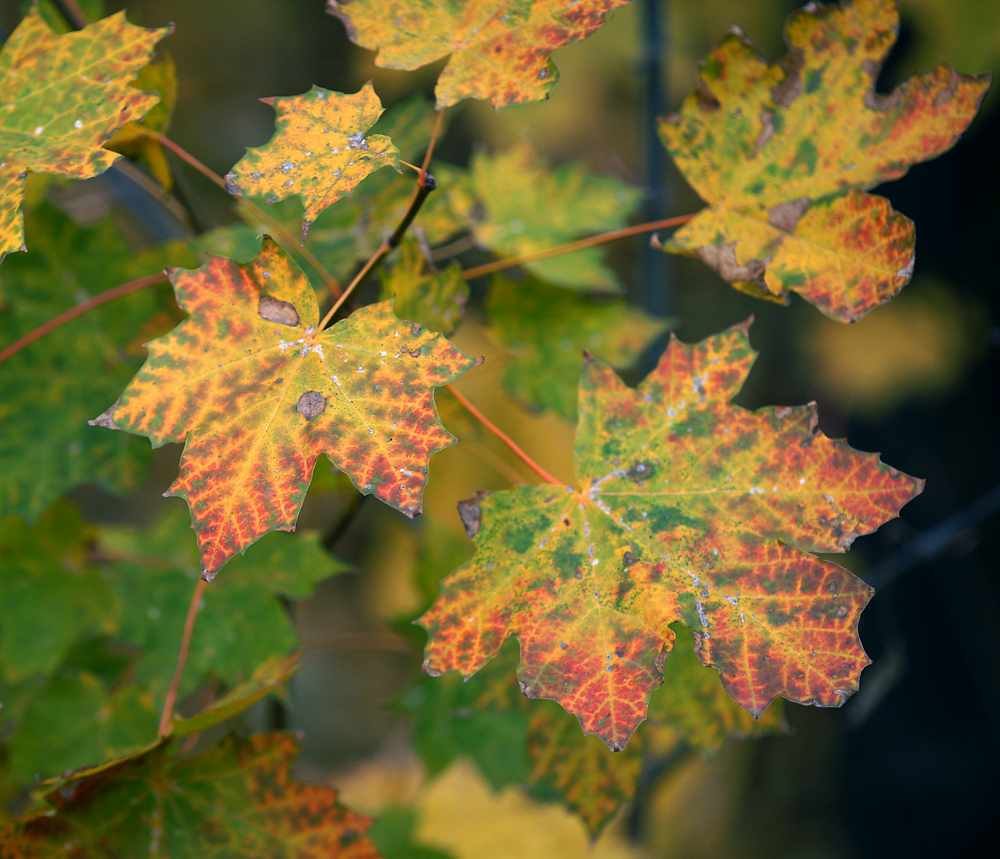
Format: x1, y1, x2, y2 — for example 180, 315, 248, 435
329, 0, 633, 110
0, 204, 194, 522
225, 83, 399, 238
0, 8, 169, 262
92, 238, 477, 577
659, 0, 991, 321
381, 237, 468, 337
445, 141, 641, 291
0, 501, 117, 682
102, 507, 346, 699
486, 276, 670, 419
2, 734, 382, 858
419, 321, 923, 750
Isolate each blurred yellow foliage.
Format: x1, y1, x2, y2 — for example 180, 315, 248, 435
802, 281, 984, 414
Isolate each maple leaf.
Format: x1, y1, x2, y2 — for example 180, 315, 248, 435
328, 0, 633, 110
104, 507, 345, 700
658, 0, 991, 322
486, 276, 670, 419
1, 734, 382, 858
0, 502, 117, 683
92, 238, 476, 578
444, 141, 642, 290
225, 83, 400, 238
0, 9, 169, 263
419, 321, 923, 750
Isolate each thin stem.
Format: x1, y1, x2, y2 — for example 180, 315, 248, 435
317, 170, 439, 330
156, 133, 342, 300
460, 212, 697, 281
422, 109, 446, 174
158, 578, 208, 737
51, 0, 88, 29
447, 386, 563, 486
0, 273, 167, 366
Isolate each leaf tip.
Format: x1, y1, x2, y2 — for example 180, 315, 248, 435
88, 401, 120, 430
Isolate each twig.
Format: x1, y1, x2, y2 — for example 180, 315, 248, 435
158, 578, 208, 737
0, 273, 167, 366
317, 172, 438, 329
447, 386, 563, 486
156, 133, 343, 300
865, 483, 1000, 589
50, 0, 88, 29
460, 212, 696, 281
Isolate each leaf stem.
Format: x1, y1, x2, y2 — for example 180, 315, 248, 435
317, 171, 439, 329
460, 212, 697, 281
50, 0, 88, 29
0, 273, 167, 366
315, 105, 449, 329
158, 577, 208, 737
156, 133, 343, 300
447, 386, 563, 486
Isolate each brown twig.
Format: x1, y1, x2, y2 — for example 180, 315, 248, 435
447, 386, 563, 486
460, 212, 698, 281
0, 274, 167, 366
158, 578, 208, 737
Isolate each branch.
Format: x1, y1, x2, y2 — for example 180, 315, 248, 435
447, 386, 563, 486
865, 483, 1000, 589
460, 212, 697, 281
0, 273, 167, 366
158, 577, 208, 736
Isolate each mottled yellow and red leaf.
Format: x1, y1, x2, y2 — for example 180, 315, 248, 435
92, 239, 476, 578
658, 0, 990, 321
0, 8, 169, 262
1, 734, 381, 858
328, 0, 632, 110
420, 321, 922, 750
225, 83, 399, 238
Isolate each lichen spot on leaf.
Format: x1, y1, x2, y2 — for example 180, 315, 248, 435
297, 391, 326, 420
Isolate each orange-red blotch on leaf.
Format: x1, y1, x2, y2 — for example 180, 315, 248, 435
328, 0, 633, 110
224, 82, 399, 238
91, 238, 476, 579
419, 320, 923, 750
657, 0, 990, 322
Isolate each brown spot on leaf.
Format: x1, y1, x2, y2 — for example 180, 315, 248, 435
623, 551, 636, 567
410, 322, 421, 336
458, 490, 490, 538
696, 242, 768, 286
756, 109, 775, 148
768, 197, 811, 233
296, 391, 326, 420
773, 48, 804, 107
258, 295, 300, 327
